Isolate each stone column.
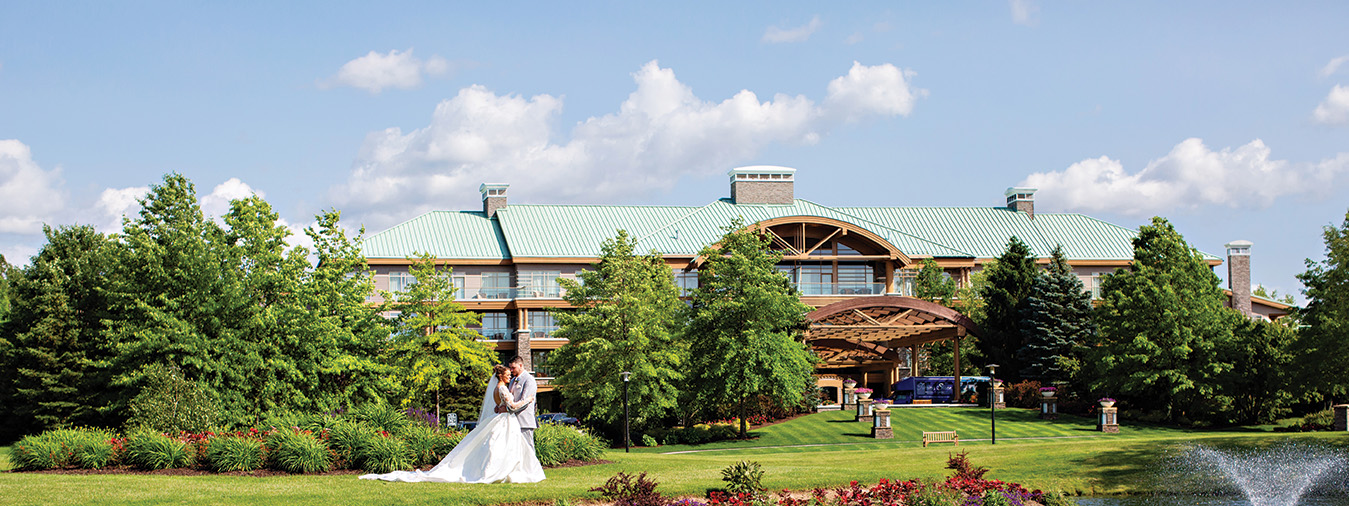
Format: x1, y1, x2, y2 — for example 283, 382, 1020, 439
992, 383, 1006, 410
1098, 407, 1119, 433
843, 383, 857, 411
871, 405, 893, 439
1334, 404, 1348, 431
855, 401, 874, 423
1040, 395, 1058, 420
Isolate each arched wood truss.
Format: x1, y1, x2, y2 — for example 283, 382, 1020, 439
692, 216, 913, 268
804, 296, 981, 367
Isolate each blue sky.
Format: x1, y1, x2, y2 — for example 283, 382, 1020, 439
2, 1, 1347, 302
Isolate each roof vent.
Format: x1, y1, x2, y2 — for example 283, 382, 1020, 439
729, 166, 795, 205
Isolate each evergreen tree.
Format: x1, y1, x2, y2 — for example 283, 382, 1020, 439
1091, 217, 1237, 422
1017, 246, 1096, 383
685, 219, 817, 438
3, 226, 121, 435
977, 236, 1038, 382
1292, 209, 1349, 403
549, 230, 686, 431
382, 253, 493, 423
914, 259, 956, 305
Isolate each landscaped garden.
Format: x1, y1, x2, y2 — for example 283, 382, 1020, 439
4, 407, 1346, 506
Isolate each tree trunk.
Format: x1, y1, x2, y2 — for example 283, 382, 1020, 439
435, 389, 441, 427
738, 397, 747, 439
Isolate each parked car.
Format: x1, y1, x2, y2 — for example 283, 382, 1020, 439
538, 412, 579, 425
458, 420, 478, 431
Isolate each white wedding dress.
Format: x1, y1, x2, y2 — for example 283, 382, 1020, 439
359, 377, 546, 484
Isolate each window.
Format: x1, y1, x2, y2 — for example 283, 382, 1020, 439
895, 269, 918, 296
452, 275, 466, 299
388, 272, 416, 292
531, 350, 556, 377
835, 242, 861, 255
519, 270, 561, 298
837, 264, 876, 294
675, 270, 698, 296
479, 312, 512, 340
529, 311, 558, 339
481, 272, 512, 299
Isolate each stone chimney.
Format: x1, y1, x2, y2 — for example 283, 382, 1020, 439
729, 166, 795, 205
1005, 187, 1037, 219
480, 183, 508, 217
1226, 240, 1253, 316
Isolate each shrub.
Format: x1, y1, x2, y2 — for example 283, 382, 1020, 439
351, 403, 410, 436
125, 431, 189, 470
401, 423, 444, 467
720, 460, 764, 496
328, 420, 378, 469
906, 482, 963, 506
709, 424, 737, 441
358, 433, 411, 474
534, 424, 605, 466
124, 363, 221, 434
1003, 380, 1043, 409
206, 435, 264, 472
261, 410, 337, 432
641, 434, 658, 447
946, 451, 989, 480
266, 429, 331, 473
11, 428, 118, 470
591, 471, 666, 506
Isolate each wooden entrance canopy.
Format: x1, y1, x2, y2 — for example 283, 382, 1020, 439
804, 296, 982, 400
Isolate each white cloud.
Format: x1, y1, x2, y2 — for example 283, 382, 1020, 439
200, 177, 263, 219
845, 32, 864, 45
331, 60, 925, 229
323, 49, 451, 94
94, 186, 149, 232
1313, 85, 1349, 125
823, 61, 927, 122
0, 139, 66, 234
0, 242, 37, 266
1010, 0, 1039, 26
1320, 55, 1349, 78
763, 15, 822, 43
1023, 138, 1349, 216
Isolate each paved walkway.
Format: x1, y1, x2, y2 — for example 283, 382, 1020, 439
659, 434, 1103, 454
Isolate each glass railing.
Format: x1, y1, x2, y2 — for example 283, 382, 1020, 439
477, 329, 515, 341
533, 365, 560, 378
794, 282, 889, 296
527, 326, 562, 339
516, 285, 563, 299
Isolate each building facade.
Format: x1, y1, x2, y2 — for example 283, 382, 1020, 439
362, 166, 1290, 407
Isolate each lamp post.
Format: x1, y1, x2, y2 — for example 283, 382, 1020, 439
987, 364, 998, 445
621, 371, 631, 453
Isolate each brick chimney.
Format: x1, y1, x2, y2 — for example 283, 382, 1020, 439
480, 183, 508, 217
1005, 187, 1037, 219
729, 166, 795, 205
1226, 240, 1253, 316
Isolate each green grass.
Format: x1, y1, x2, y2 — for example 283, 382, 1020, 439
1, 446, 10, 472
1, 411, 1346, 506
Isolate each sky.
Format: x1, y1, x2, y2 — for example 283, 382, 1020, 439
2, 1, 1347, 303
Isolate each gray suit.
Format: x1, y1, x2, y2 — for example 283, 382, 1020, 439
509, 371, 538, 448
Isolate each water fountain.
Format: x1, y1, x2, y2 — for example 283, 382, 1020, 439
1184, 444, 1346, 506
1077, 443, 1348, 506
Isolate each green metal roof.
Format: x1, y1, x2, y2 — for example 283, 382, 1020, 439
363, 199, 1218, 263
363, 211, 510, 260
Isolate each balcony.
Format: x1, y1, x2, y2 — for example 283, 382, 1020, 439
477, 329, 515, 341
516, 285, 563, 299
528, 326, 563, 340
795, 282, 889, 296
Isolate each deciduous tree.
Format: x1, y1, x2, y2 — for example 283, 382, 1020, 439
1292, 209, 1349, 403
549, 230, 686, 430
1091, 217, 1237, 423
685, 219, 817, 438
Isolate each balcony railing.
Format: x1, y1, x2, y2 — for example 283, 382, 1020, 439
795, 282, 889, 296
477, 329, 515, 341
528, 326, 562, 339
516, 285, 563, 299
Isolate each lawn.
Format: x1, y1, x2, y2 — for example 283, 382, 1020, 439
2, 409, 1346, 506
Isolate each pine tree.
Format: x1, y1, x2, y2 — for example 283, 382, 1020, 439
549, 230, 687, 431
1016, 245, 1095, 383
1292, 208, 1349, 403
977, 236, 1038, 382
685, 219, 817, 438
1091, 217, 1238, 422
3, 226, 121, 434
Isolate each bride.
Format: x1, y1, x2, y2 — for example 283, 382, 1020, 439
359, 365, 546, 483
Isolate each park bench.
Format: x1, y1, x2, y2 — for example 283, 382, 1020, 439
922, 430, 958, 447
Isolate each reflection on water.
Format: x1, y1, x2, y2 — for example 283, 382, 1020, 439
1077, 497, 1349, 506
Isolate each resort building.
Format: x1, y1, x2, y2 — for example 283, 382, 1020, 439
361, 166, 1291, 408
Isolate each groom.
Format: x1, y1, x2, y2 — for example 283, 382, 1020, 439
496, 355, 538, 449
